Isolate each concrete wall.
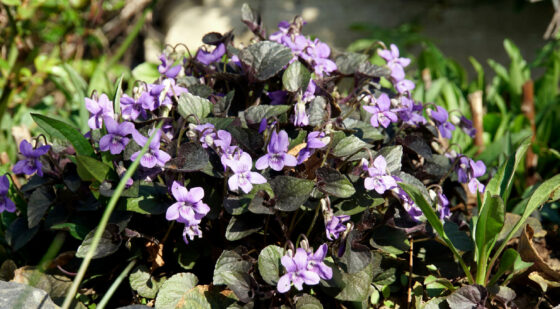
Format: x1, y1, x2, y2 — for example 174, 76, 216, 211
156, 0, 553, 72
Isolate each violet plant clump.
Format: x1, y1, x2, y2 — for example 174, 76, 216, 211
8, 6, 541, 308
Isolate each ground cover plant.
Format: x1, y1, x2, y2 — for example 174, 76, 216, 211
1, 4, 560, 308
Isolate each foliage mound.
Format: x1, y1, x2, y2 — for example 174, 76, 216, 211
1, 4, 560, 308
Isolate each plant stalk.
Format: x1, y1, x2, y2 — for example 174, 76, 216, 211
61, 121, 164, 309
97, 259, 137, 309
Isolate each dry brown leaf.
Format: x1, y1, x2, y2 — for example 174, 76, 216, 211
518, 225, 560, 282
11, 125, 31, 148
287, 142, 307, 157
145, 241, 164, 271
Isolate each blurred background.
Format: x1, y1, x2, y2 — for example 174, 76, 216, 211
158, 0, 552, 70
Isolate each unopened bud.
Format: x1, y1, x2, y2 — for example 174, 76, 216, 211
450, 114, 461, 125
428, 189, 437, 201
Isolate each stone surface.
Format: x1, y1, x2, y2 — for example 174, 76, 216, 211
157, 0, 552, 71
0, 281, 58, 309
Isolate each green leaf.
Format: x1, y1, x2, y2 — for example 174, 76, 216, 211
113, 74, 125, 116
124, 183, 169, 215
501, 174, 560, 249
474, 195, 505, 261
6, 217, 39, 251
334, 259, 375, 302
308, 96, 327, 127
244, 105, 291, 125
50, 222, 89, 240
131, 62, 160, 83
331, 135, 371, 158
296, 294, 323, 309
129, 265, 165, 299
340, 230, 372, 273
213, 250, 252, 286
154, 272, 198, 309
75, 155, 111, 182
489, 248, 532, 286
225, 214, 263, 241
399, 183, 444, 236
270, 176, 315, 211
443, 221, 474, 252
27, 186, 54, 229
165, 143, 209, 172
446, 285, 487, 309
31, 113, 94, 157
258, 245, 283, 286
370, 225, 410, 255
239, 41, 293, 81
484, 137, 530, 207
180, 289, 212, 309
398, 182, 469, 281
76, 224, 122, 259
316, 167, 355, 198
335, 52, 368, 75
178, 92, 213, 121
282, 61, 311, 92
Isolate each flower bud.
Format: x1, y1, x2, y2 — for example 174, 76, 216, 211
450, 114, 461, 125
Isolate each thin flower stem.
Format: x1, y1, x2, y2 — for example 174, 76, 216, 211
161, 221, 176, 244
61, 121, 164, 309
97, 259, 137, 309
305, 202, 322, 238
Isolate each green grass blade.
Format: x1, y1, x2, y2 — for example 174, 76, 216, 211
61, 121, 164, 309
399, 183, 474, 283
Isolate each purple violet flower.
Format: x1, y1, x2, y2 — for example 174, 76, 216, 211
393, 186, 423, 221
158, 53, 182, 78
363, 93, 398, 128
302, 80, 316, 103
166, 181, 210, 225
437, 192, 451, 220
297, 131, 327, 164
0, 174, 16, 213
130, 129, 171, 168
120, 93, 151, 120
363, 156, 397, 194
378, 44, 411, 81
194, 123, 216, 149
293, 101, 309, 127
277, 248, 321, 293
214, 130, 241, 169
85, 93, 114, 130
301, 39, 337, 77
430, 106, 456, 139
196, 43, 226, 65
182, 222, 203, 244
268, 90, 288, 105
456, 156, 486, 193
12, 140, 51, 177
306, 244, 333, 280
395, 79, 415, 94
325, 215, 350, 240
255, 130, 298, 171
224, 152, 267, 194
99, 117, 135, 155
147, 79, 188, 110
459, 116, 476, 138
398, 96, 427, 126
